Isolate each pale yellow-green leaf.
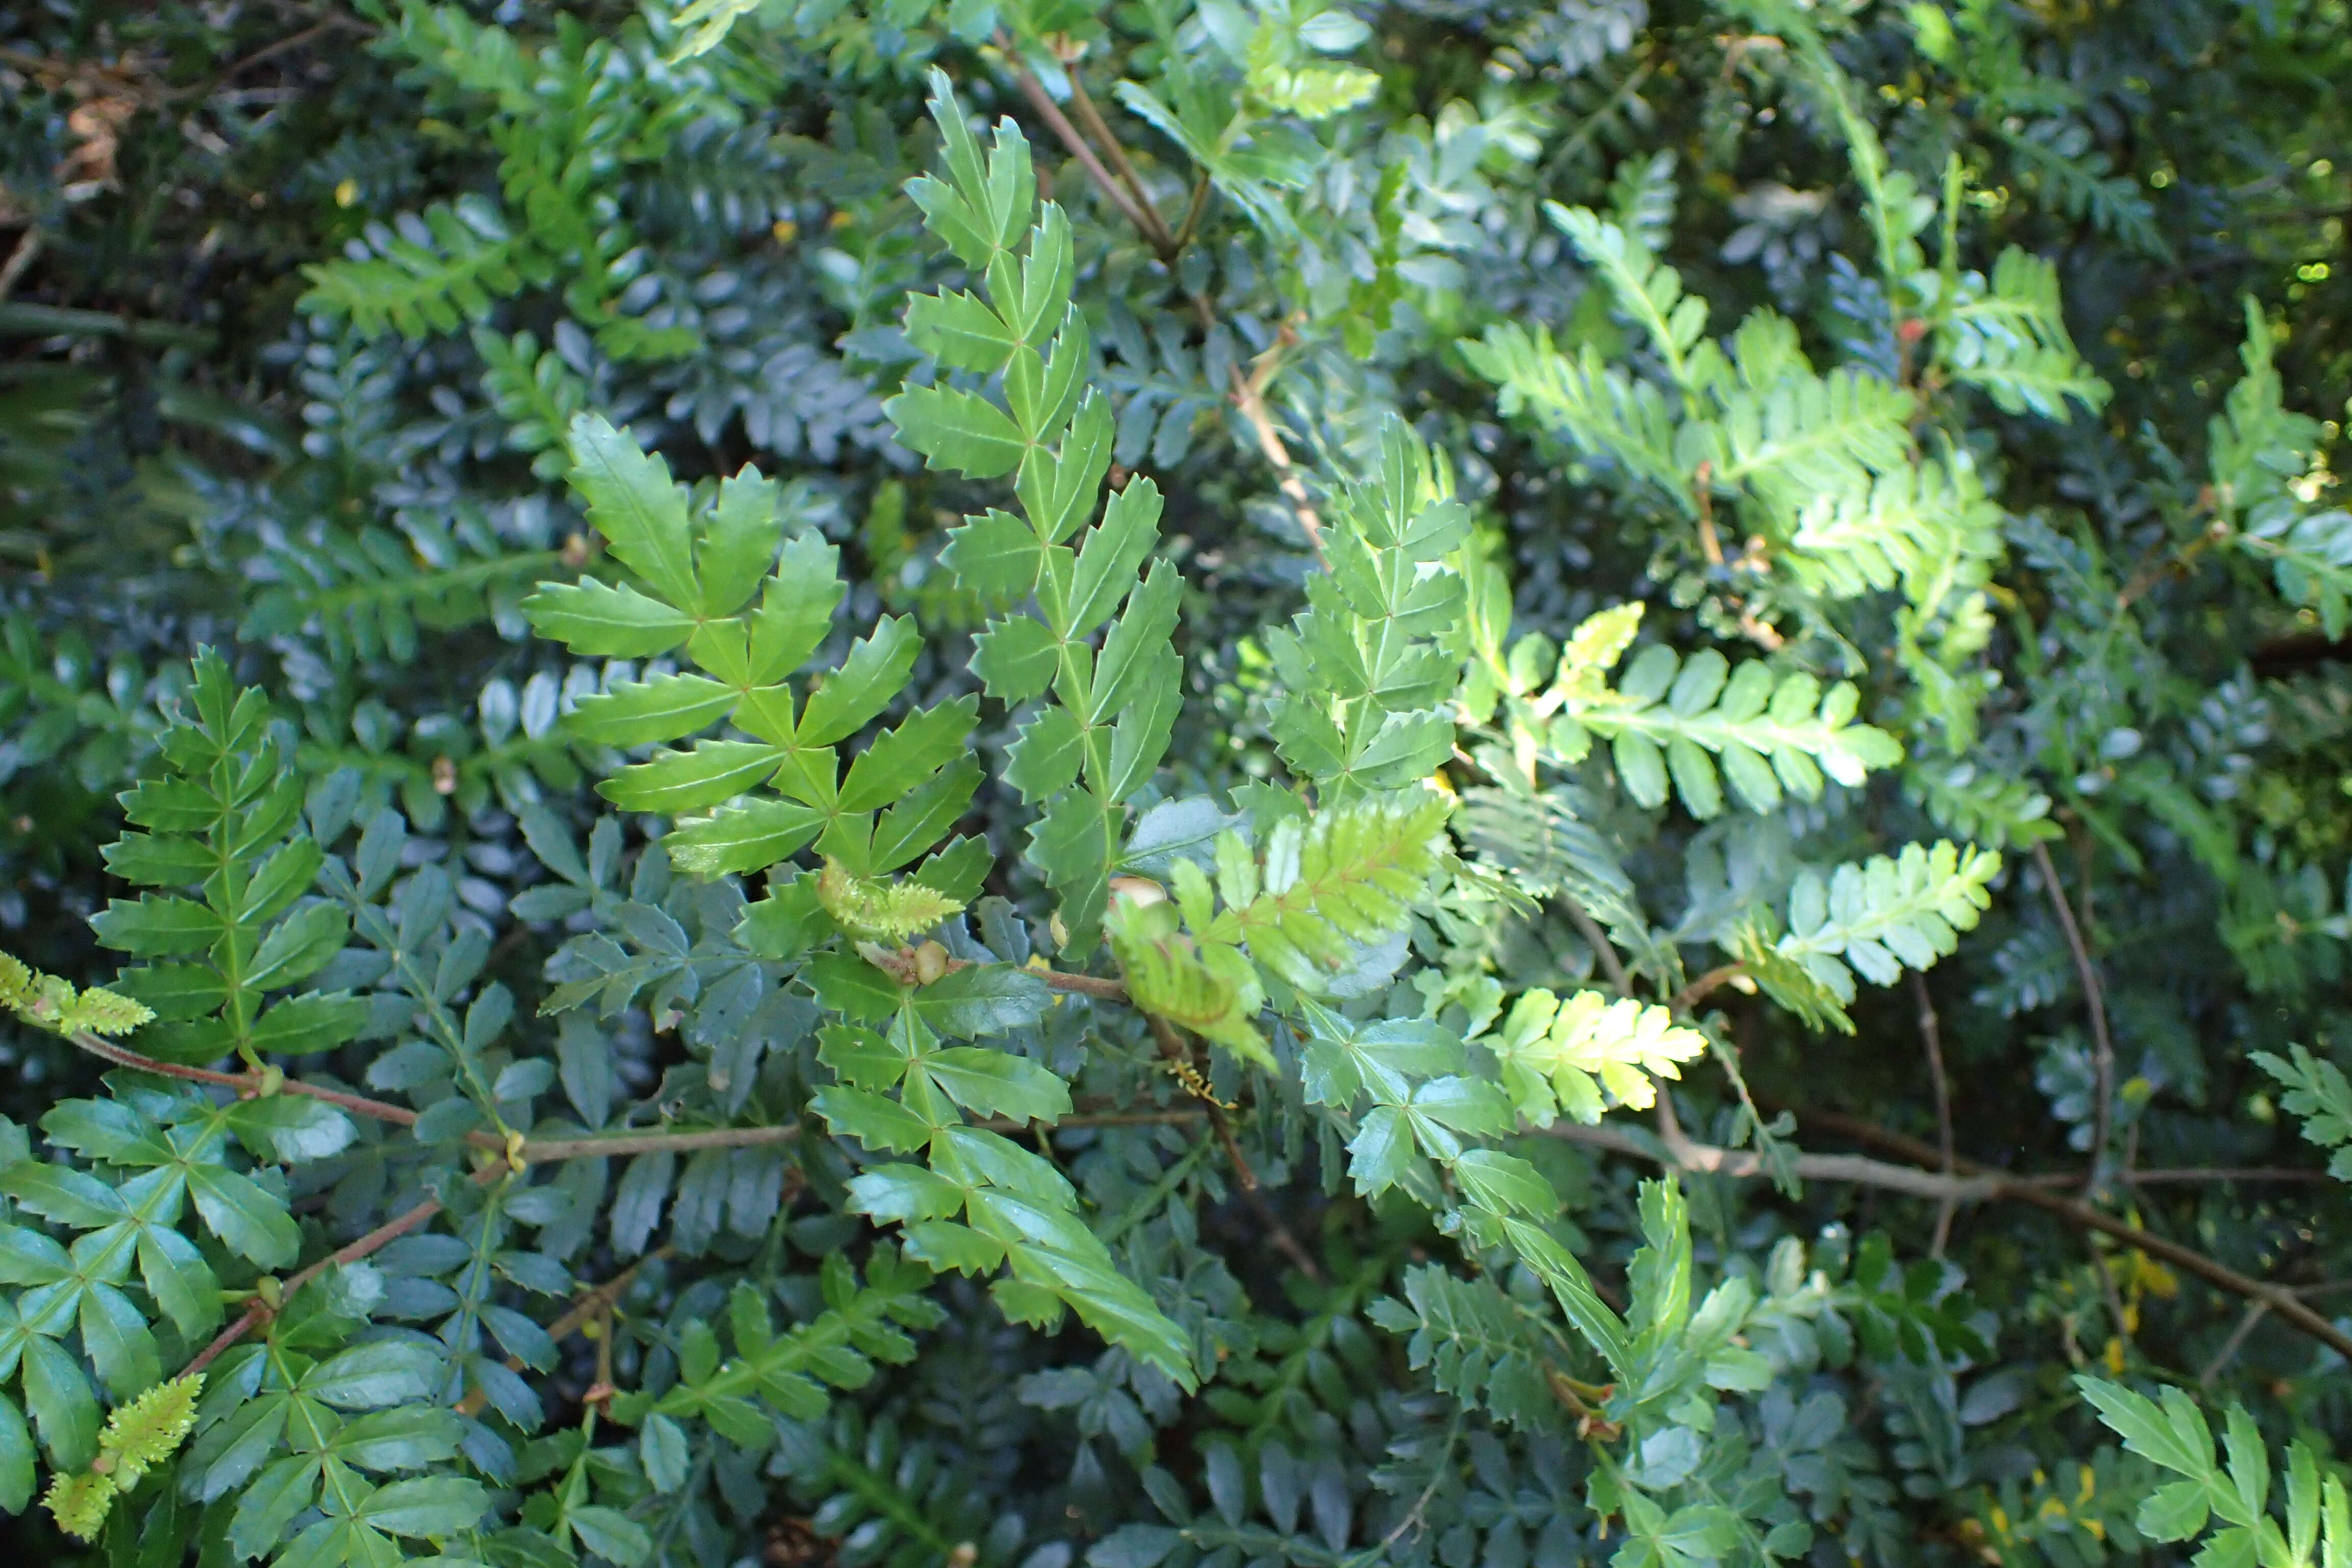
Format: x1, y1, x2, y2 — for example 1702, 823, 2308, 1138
1, 950, 154, 1038
668, 0, 762, 61
1107, 899, 1273, 1070
1489, 988, 1706, 1125
43, 1472, 115, 1542
1562, 603, 1644, 673
816, 860, 965, 945
99, 1373, 204, 1486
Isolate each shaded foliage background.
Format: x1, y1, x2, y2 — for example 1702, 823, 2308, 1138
2, 0, 2350, 1562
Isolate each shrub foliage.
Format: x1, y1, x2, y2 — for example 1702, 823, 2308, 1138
2, 0, 2351, 1564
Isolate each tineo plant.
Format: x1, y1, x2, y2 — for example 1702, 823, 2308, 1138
0, 1, 2348, 1565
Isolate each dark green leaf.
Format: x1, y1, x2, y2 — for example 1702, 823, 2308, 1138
907, 965, 1052, 1039
90, 894, 222, 958
914, 1047, 1070, 1122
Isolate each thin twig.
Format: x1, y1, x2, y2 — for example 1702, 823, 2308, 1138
1669, 964, 1743, 1014
262, 0, 379, 27
2201, 1300, 2270, 1386
76, 1016, 1227, 1160
1171, 173, 1212, 254
78, 1026, 783, 1164
1205, 1109, 1258, 1190
2115, 496, 2222, 614
994, 34, 1159, 244
0, 229, 40, 304
68, 1031, 248, 1083
70, 1029, 465, 1136
1912, 972, 1957, 1258
1042, 969, 1130, 1002
584, 1302, 618, 1414
546, 1247, 672, 1343
1229, 345, 1328, 564
1368, 1415, 1462, 1554
184, 1164, 504, 1376
457, 1246, 678, 1417
1778, 1106, 2352, 1366
977, 43, 1319, 576
1562, 901, 1633, 997
989, 1109, 1210, 1130
1250, 1202, 1325, 1282
2127, 1167, 2331, 1186
165, 17, 340, 101
1776, 1106, 2326, 1191
1541, 54, 1657, 182
1143, 1010, 1322, 1281
183, 1305, 266, 1378
1551, 1120, 2006, 1202
2089, 1241, 2133, 1348
517, 1125, 799, 1162
2033, 839, 2115, 1184
1061, 62, 1173, 254
1692, 461, 1723, 568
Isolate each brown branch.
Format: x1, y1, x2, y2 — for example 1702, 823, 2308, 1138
457, 1246, 678, 1417
1562, 901, 1633, 997
1912, 972, 1957, 1258
184, 1164, 504, 1376
995, 34, 1160, 246
1758, 1106, 2352, 1366
517, 1125, 800, 1162
2089, 1240, 2132, 1348
0, 229, 40, 304
2116, 528, 2218, 613
583, 1306, 618, 1415
2201, 1299, 2270, 1386
1060, 62, 1173, 255
1692, 460, 1723, 569
76, 1025, 819, 1166
934, 955, 1130, 1004
1244, 1190, 1325, 1282
1171, 173, 1212, 254
546, 1248, 672, 1344
1669, 964, 1743, 1014
76, 1027, 821, 1167
66, 1031, 244, 1085
2032, 840, 2116, 1183
80, 1004, 1214, 1162
1562, 1114, 2352, 1363
1005, 1109, 1207, 1129
979, 43, 1322, 578
1541, 54, 1657, 182
276, 1076, 427, 1128
1042, 968, 1130, 1002
1551, 1120, 2006, 1202
215, 19, 338, 77
1229, 347, 1328, 564
164, 17, 342, 101
69, 1029, 478, 1138
2126, 1167, 2331, 1186
1143, 1011, 1322, 1281
2004, 1183, 2352, 1361
1146, 1012, 1235, 1139
1783, 1106, 2319, 1191
183, 1305, 266, 1378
